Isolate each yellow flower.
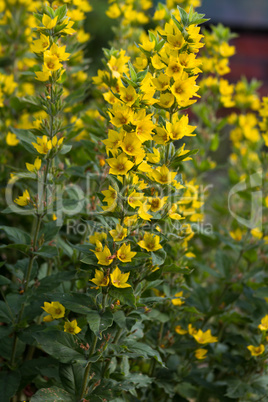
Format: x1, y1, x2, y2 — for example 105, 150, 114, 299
103, 129, 124, 155
251, 227, 262, 239
44, 52, 63, 71
119, 85, 138, 107
109, 224, 127, 242
109, 103, 133, 127
31, 33, 49, 53
77, 29, 90, 43
62, 20, 76, 35
6, 132, 19, 146
49, 43, 70, 61
134, 55, 148, 71
67, 9, 85, 22
148, 196, 167, 212
166, 115, 196, 141
41, 15, 58, 29
157, 93, 175, 109
171, 74, 200, 105
153, 127, 169, 144
229, 228, 243, 242
175, 325, 187, 335
195, 349, 208, 360
128, 190, 144, 209
89, 232, 107, 245
32, 136, 52, 154
138, 232, 162, 252
167, 31, 185, 50
14, 189, 30, 206
139, 36, 155, 52
193, 329, 218, 344
137, 202, 152, 221
168, 204, 184, 220
101, 186, 117, 206
152, 73, 170, 92
64, 319, 81, 335
110, 266, 131, 288
121, 134, 143, 157
258, 315, 268, 331
106, 3, 121, 19
107, 153, 134, 176
247, 344, 265, 356
171, 291, 184, 306
188, 324, 198, 335
117, 243, 137, 263
133, 110, 154, 143
151, 165, 177, 185
90, 269, 109, 287
107, 50, 130, 79
94, 245, 113, 266
166, 57, 183, 79
219, 42, 235, 57
124, 214, 138, 227
146, 148, 160, 164
35, 69, 51, 82
42, 301, 65, 321
26, 157, 41, 172
43, 314, 54, 322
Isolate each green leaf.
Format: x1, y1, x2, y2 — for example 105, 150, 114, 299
170, 149, 199, 168
0, 300, 13, 323
34, 246, 58, 258
177, 6, 188, 27
0, 275, 11, 285
11, 128, 37, 154
109, 287, 136, 308
35, 271, 77, 293
123, 341, 164, 365
0, 225, 31, 244
113, 310, 126, 328
215, 250, 232, 278
151, 249, 166, 266
0, 371, 21, 401
44, 292, 95, 313
33, 331, 86, 364
128, 62, 137, 82
162, 264, 193, 274
59, 144, 72, 155
87, 310, 113, 339
39, 222, 60, 243
225, 379, 250, 398
31, 386, 75, 402
55, 4, 67, 20
59, 363, 83, 397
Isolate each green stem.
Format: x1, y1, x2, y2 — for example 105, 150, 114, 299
79, 335, 98, 401
102, 327, 123, 376
10, 155, 51, 368
149, 322, 164, 377
113, 327, 123, 344
10, 214, 42, 368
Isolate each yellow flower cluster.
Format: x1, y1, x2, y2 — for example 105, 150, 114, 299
33, 15, 72, 82
42, 301, 81, 334
0, 73, 17, 107
90, 7, 206, 288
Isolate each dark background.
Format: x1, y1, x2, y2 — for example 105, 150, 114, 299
200, 0, 268, 95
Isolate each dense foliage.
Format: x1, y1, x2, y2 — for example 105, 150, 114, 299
0, 0, 268, 401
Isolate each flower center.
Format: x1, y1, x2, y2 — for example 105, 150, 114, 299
47, 61, 55, 69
